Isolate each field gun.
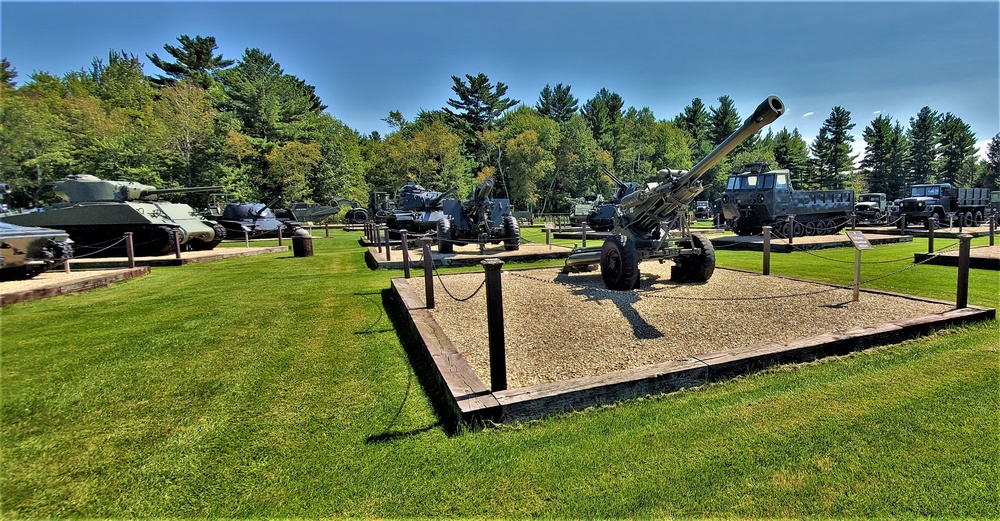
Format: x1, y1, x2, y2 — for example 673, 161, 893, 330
385, 182, 458, 234
563, 95, 785, 290
438, 178, 519, 253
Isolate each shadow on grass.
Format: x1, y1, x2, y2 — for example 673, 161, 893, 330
365, 423, 441, 444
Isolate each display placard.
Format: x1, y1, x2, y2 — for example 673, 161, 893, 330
845, 230, 874, 250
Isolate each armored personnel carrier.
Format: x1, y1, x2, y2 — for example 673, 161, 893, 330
719, 162, 854, 236
0, 174, 224, 257
385, 182, 457, 234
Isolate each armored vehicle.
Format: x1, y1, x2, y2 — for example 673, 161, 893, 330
0, 222, 73, 280
1, 174, 224, 257
385, 182, 457, 234
693, 200, 712, 219
899, 184, 991, 228
436, 178, 519, 253
215, 202, 300, 239
367, 190, 393, 224
719, 162, 854, 237
277, 199, 367, 225
569, 194, 603, 226
854, 193, 888, 223
586, 169, 641, 231
564, 95, 785, 290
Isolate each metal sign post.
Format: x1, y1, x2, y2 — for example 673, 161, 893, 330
845, 230, 874, 302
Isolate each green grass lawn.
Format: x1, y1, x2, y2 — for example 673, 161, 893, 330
2, 230, 997, 517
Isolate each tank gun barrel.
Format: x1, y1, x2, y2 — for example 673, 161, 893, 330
602, 167, 627, 190
139, 185, 223, 199
430, 186, 459, 205
620, 96, 784, 212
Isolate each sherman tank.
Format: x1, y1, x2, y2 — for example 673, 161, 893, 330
720, 162, 854, 236
0, 174, 225, 257
385, 181, 457, 234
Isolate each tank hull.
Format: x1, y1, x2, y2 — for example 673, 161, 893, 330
0, 222, 72, 280
1, 201, 221, 257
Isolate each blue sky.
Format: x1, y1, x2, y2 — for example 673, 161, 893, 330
2, 1, 998, 159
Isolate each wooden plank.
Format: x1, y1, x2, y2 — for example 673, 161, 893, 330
1, 267, 150, 306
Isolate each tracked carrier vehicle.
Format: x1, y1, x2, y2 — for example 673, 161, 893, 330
720, 163, 854, 237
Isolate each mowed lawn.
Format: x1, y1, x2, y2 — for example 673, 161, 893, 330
2, 229, 997, 517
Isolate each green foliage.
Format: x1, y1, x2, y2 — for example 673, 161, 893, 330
0, 57, 17, 87
581, 88, 624, 169
147, 34, 234, 88
936, 113, 978, 186
443, 73, 518, 172
675, 97, 713, 164
861, 115, 908, 198
535, 83, 578, 123
907, 106, 940, 185
809, 106, 857, 190
981, 134, 1000, 191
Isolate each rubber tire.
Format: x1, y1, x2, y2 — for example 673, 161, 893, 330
502, 215, 520, 251
437, 218, 453, 253
973, 211, 983, 226
600, 234, 640, 291
962, 211, 974, 228
672, 233, 716, 283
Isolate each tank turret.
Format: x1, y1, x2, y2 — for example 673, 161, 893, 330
52, 174, 221, 203
385, 182, 460, 234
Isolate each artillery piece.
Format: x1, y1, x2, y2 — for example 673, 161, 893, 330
1, 174, 225, 257
563, 96, 785, 290
385, 182, 457, 234
436, 178, 519, 253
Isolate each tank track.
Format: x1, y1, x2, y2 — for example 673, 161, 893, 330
61, 225, 178, 257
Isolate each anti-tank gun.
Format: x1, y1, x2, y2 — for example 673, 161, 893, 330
563, 96, 785, 290
437, 178, 520, 253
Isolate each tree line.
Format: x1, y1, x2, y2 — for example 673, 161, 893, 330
2, 34, 998, 214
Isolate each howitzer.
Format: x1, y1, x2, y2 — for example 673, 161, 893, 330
564, 95, 785, 289
438, 177, 519, 254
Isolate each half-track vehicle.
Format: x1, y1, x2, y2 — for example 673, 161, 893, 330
719, 162, 854, 237
385, 182, 457, 234
563, 95, 785, 290
436, 178, 519, 253
1, 174, 224, 257
854, 193, 888, 223
899, 184, 991, 228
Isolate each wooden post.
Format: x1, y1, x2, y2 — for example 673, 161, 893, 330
325, 223, 329, 238
956, 234, 972, 309
990, 214, 995, 247
762, 226, 771, 276
401, 230, 411, 279
958, 213, 963, 233
125, 232, 136, 269
278, 226, 283, 246
244, 230, 250, 249
482, 258, 507, 391
545, 227, 552, 249
927, 218, 935, 253
581, 222, 588, 248
851, 214, 856, 231
173, 229, 182, 259
900, 214, 907, 230
420, 237, 434, 309
853, 248, 862, 302
788, 215, 796, 245
376, 226, 383, 253
383, 227, 392, 262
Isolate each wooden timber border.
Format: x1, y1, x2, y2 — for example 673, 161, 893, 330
387, 272, 995, 427
1, 267, 150, 307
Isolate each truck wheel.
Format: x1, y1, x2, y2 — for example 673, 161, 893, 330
974, 211, 984, 226
962, 211, 974, 228
502, 215, 520, 251
672, 233, 716, 283
873, 210, 883, 223
437, 218, 453, 253
600, 234, 640, 290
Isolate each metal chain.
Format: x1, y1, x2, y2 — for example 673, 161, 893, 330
433, 265, 487, 302
859, 242, 961, 286
68, 237, 127, 258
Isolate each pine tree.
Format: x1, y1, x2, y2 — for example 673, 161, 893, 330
810, 106, 856, 189
535, 83, 578, 123
935, 113, 977, 186
580, 88, 624, 167
906, 106, 940, 185
772, 128, 814, 187
675, 97, 712, 164
0, 58, 17, 88
861, 114, 908, 197
443, 72, 518, 170
147, 35, 234, 88
983, 133, 1000, 190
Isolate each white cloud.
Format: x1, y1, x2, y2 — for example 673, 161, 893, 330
803, 112, 814, 118
873, 110, 881, 115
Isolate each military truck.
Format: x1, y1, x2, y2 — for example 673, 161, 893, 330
898, 184, 991, 228
693, 200, 711, 219
854, 193, 888, 223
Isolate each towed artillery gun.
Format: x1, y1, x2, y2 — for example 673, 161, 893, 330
563, 95, 785, 290
385, 182, 458, 235
437, 178, 519, 253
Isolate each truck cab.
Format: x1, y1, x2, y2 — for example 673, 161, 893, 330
854, 193, 887, 223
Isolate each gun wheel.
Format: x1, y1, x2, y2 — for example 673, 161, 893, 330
502, 215, 520, 251
671, 233, 716, 283
600, 234, 640, 290
436, 218, 453, 253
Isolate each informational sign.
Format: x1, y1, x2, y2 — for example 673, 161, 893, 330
845, 230, 874, 251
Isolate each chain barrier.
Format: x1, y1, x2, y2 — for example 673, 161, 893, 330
432, 265, 487, 302
67, 237, 127, 258
858, 242, 961, 286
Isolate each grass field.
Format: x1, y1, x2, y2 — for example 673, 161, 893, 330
2, 229, 997, 517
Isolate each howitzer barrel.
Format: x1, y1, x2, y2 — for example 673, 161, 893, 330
602, 167, 627, 189
620, 96, 784, 211
473, 178, 495, 201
